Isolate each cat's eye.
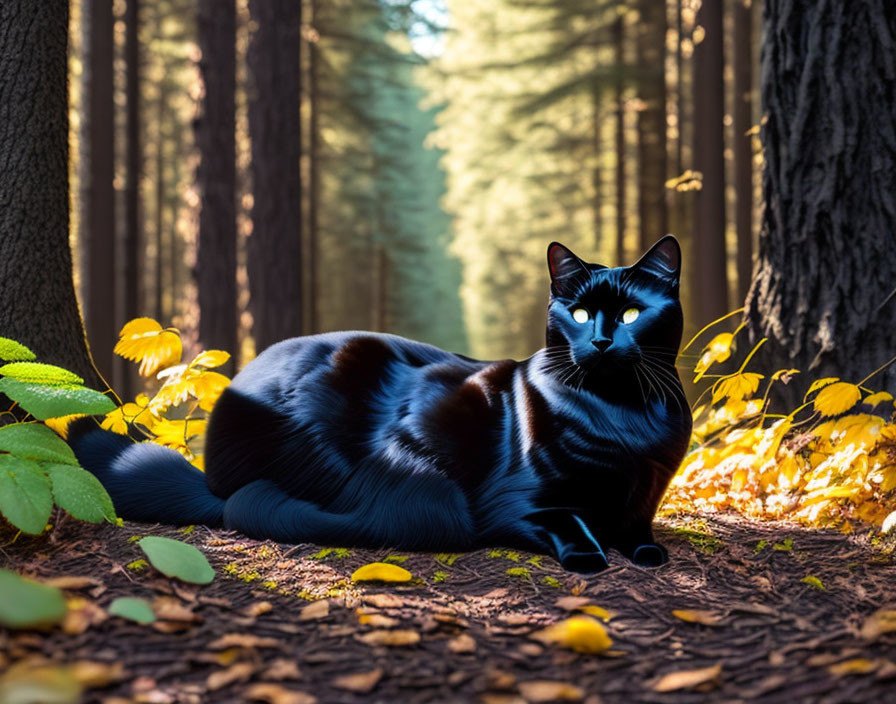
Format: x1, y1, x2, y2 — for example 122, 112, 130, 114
572, 308, 589, 324
621, 307, 640, 324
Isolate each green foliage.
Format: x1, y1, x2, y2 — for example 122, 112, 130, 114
108, 596, 156, 625
0, 340, 118, 534
0, 378, 115, 420
0, 569, 67, 629
138, 536, 215, 584
0, 337, 36, 362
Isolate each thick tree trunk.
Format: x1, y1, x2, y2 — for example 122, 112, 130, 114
80, 0, 117, 382
153, 87, 166, 322
0, 0, 103, 389
635, 0, 668, 250
246, 0, 303, 353
195, 0, 237, 372
614, 14, 626, 266
691, 0, 729, 327
307, 3, 319, 334
745, 0, 896, 397
733, 0, 753, 303
121, 0, 141, 398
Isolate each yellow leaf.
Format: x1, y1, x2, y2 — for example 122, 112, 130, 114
652, 664, 722, 692
191, 371, 230, 412
712, 372, 763, 404
577, 605, 613, 622
190, 455, 205, 472
44, 414, 86, 439
828, 658, 877, 676
801, 575, 825, 590
814, 382, 862, 417
771, 368, 800, 381
807, 377, 840, 395
190, 350, 231, 370
861, 609, 896, 640
863, 391, 894, 406
531, 616, 612, 654
351, 562, 412, 583
672, 609, 722, 626
114, 318, 182, 377
693, 333, 733, 382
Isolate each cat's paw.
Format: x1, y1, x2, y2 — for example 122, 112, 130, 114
560, 550, 609, 574
631, 543, 668, 567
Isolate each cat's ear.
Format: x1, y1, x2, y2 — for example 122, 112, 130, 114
632, 235, 681, 282
547, 242, 589, 295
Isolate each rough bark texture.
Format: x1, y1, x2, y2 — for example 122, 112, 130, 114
80, 0, 117, 382
636, 0, 668, 251
745, 0, 896, 397
733, 0, 753, 303
614, 15, 626, 267
195, 0, 237, 371
246, 0, 303, 353
691, 0, 729, 327
0, 0, 103, 389
307, 4, 319, 335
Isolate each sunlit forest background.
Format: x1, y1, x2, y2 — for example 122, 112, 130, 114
68, 0, 761, 394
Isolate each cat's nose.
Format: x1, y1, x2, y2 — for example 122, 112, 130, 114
591, 338, 611, 353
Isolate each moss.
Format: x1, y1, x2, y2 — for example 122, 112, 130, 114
672, 521, 722, 554
434, 553, 462, 566
126, 559, 148, 571
542, 576, 562, 588
384, 554, 409, 564
506, 567, 530, 579
431, 571, 448, 583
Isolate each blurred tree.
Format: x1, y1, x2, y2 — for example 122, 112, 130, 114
246, 0, 303, 352
635, 0, 667, 250
732, 0, 753, 302
691, 0, 728, 327
80, 0, 117, 383
0, 0, 104, 389
306, 0, 321, 334
195, 0, 237, 372
614, 10, 627, 266
745, 0, 896, 395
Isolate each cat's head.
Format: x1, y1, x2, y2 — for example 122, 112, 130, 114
545, 236, 683, 380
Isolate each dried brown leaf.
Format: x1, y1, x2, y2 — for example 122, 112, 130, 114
208, 633, 283, 650
828, 658, 878, 676
62, 598, 107, 635
652, 664, 722, 692
43, 576, 100, 590
264, 659, 302, 681
69, 660, 125, 688
448, 634, 476, 653
518, 680, 584, 702
151, 597, 199, 623
243, 601, 274, 618
207, 662, 255, 691
298, 600, 329, 621
362, 593, 406, 609
671, 609, 724, 626
331, 668, 383, 693
356, 629, 420, 647
860, 609, 896, 640
555, 596, 591, 611
245, 683, 316, 704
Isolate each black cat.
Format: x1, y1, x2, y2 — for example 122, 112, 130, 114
69, 236, 692, 573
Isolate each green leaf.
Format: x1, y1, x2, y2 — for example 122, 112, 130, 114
138, 536, 215, 584
108, 597, 156, 624
0, 378, 115, 421
0, 362, 83, 386
0, 455, 53, 534
801, 575, 826, 590
44, 464, 116, 523
0, 422, 79, 465
0, 337, 36, 362
773, 538, 793, 552
0, 569, 67, 629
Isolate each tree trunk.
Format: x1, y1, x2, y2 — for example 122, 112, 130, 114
121, 0, 141, 398
636, 0, 668, 250
614, 14, 626, 266
307, 3, 320, 335
195, 0, 237, 372
0, 0, 104, 389
80, 0, 117, 383
246, 0, 303, 353
154, 87, 166, 322
745, 0, 896, 397
733, 0, 753, 303
691, 0, 728, 327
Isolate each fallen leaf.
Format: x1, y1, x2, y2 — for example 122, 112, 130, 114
298, 600, 329, 621
531, 616, 612, 654
554, 596, 590, 611
264, 659, 302, 681
208, 633, 283, 650
479, 695, 526, 704
652, 664, 722, 692
331, 668, 383, 693
0, 661, 82, 703
62, 598, 107, 634
483, 669, 517, 690
358, 612, 399, 628
69, 660, 125, 688
860, 610, 896, 640
671, 609, 723, 626
207, 662, 255, 691
151, 597, 199, 623
351, 562, 412, 583
362, 593, 406, 608
356, 629, 420, 647
448, 634, 476, 653
518, 680, 584, 702
245, 683, 316, 704
801, 575, 825, 590
43, 576, 100, 590
828, 658, 877, 676
243, 601, 274, 618
577, 605, 612, 621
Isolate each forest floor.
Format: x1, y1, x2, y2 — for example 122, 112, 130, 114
2, 512, 896, 704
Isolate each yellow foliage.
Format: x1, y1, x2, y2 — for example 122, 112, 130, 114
711, 372, 763, 404
813, 382, 862, 417
351, 562, 413, 583
114, 318, 182, 377
693, 333, 733, 382
531, 616, 613, 654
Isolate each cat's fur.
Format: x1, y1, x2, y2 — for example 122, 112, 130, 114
69, 237, 691, 573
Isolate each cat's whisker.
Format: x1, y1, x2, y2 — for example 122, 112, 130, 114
632, 366, 649, 405
640, 358, 689, 417
640, 363, 669, 406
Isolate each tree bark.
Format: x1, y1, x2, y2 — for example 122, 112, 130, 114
246, 0, 303, 353
636, 0, 668, 250
745, 0, 896, 396
195, 0, 237, 372
0, 0, 104, 389
307, 2, 320, 335
733, 0, 753, 303
691, 0, 729, 327
80, 0, 117, 382
614, 14, 626, 266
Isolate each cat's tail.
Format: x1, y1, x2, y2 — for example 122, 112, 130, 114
67, 417, 225, 527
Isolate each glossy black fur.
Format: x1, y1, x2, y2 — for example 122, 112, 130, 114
70, 237, 692, 573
